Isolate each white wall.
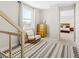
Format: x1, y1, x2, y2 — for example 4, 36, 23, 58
42, 6, 59, 40
76, 2, 79, 49
0, 1, 19, 51
60, 9, 74, 27
34, 9, 42, 33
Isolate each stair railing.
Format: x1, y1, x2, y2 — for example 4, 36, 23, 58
0, 10, 26, 58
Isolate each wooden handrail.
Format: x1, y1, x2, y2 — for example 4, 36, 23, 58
0, 10, 25, 33
0, 30, 21, 36
0, 10, 25, 58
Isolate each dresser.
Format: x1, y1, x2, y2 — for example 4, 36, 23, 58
37, 23, 47, 38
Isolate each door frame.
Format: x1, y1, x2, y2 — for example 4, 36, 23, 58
59, 4, 76, 42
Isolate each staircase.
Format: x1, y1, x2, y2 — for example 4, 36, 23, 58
0, 10, 79, 58
0, 10, 25, 58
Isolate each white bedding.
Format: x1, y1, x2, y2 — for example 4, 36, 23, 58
60, 28, 70, 31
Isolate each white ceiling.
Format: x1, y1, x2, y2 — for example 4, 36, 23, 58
24, 1, 76, 10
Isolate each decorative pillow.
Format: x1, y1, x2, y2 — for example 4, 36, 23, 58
26, 29, 34, 36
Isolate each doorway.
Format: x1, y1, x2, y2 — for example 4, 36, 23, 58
59, 5, 75, 42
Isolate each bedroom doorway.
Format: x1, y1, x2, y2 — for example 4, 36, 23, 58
59, 5, 75, 41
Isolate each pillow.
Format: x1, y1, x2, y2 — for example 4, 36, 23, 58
26, 29, 34, 36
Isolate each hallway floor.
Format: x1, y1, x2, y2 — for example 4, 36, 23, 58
3, 38, 79, 58
60, 32, 74, 41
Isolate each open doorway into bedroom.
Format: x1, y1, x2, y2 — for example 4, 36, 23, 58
59, 5, 75, 42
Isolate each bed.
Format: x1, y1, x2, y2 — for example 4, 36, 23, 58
60, 23, 70, 33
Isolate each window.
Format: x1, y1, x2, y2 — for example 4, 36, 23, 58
22, 5, 33, 30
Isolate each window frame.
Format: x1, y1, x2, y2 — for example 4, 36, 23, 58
21, 3, 34, 30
